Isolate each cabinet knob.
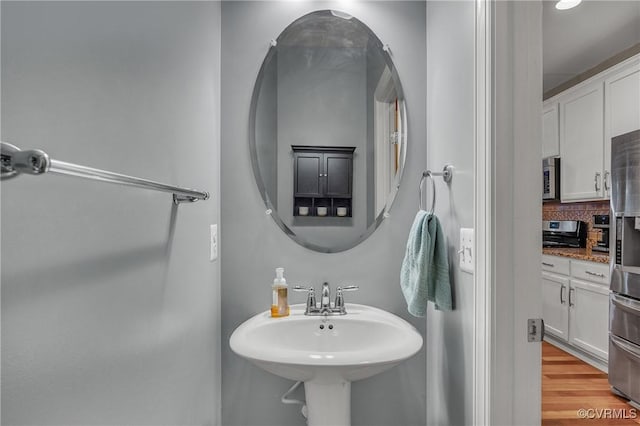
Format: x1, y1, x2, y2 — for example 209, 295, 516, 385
594, 172, 601, 191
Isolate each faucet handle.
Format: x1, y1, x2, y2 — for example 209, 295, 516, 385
334, 285, 359, 312
339, 285, 359, 292
293, 285, 313, 292
293, 286, 316, 311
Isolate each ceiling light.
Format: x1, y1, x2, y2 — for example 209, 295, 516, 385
555, 0, 582, 10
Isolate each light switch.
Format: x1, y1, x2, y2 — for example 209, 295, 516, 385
210, 224, 218, 261
459, 228, 474, 274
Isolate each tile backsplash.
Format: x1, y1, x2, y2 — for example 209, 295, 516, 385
543, 200, 610, 231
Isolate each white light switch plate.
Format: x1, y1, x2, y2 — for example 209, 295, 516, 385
210, 224, 218, 261
459, 228, 474, 274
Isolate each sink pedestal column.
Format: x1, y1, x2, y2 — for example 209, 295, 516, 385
304, 378, 351, 426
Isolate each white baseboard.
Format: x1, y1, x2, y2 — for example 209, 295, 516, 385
544, 336, 608, 373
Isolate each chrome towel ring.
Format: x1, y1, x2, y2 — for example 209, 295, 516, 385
419, 165, 453, 215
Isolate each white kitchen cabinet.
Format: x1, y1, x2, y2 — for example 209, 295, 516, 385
568, 278, 610, 360
542, 271, 569, 340
570, 259, 610, 285
605, 60, 640, 198
559, 83, 604, 201
542, 102, 559, 158
542, 254, 570, 275
551, 54, 640, 202
606, 61, 640, 139
540, 255, 609, 361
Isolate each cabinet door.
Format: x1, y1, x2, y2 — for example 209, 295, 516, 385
560, 83, 605, 201
542, 103, 559, 158
542, 272, 569, 341
605, 62, 640, 198
294, 153, 323, 197
324, 153, 352, 197
569, 278, 609, 360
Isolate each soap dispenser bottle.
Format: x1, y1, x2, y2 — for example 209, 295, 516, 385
271, 267, 289, 318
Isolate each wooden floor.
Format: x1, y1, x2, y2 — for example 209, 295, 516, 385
542, 342, 640, 425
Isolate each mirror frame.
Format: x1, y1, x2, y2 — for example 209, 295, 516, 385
248, 9, 407, 253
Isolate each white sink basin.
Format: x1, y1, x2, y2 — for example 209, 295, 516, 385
230, 304, 423, 426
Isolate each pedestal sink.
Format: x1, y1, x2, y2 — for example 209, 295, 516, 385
229, 304, 423, 426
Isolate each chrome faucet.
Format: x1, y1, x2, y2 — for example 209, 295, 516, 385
320, 282, 332, 313
293, 282, 359, 315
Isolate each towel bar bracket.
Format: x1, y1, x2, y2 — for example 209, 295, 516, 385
173, 194, 200, 205
423, 164, 453, 183
1, 142, 50, 179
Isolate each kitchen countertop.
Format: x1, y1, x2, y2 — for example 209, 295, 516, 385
542, 247, 610, 264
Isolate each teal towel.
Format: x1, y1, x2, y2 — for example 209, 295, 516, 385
400, 210, 452, 315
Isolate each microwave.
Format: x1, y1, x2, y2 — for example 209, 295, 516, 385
543, 158, 560, 201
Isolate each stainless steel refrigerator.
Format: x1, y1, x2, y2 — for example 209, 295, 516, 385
609, 129, 640, 402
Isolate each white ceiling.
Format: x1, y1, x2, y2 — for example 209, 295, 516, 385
543, 0, 640, 92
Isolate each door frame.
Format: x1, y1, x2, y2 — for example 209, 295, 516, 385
473, 1, 543, 424
473, 0, 492, 423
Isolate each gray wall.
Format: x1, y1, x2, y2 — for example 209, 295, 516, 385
1, 2, 221, 424
221, 2, 426, 426
425, 1, 475, 425
277, 46, 368, 247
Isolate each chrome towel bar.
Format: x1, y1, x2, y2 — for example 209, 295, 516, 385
0, 141, 209, 204
419, 164, 453, 214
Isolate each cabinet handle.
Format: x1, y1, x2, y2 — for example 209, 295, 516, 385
560, 284, 566, 304
611, 334, 640, 361
594, 172, 601, 191
569, 288, 575, 307
585, 270, 605, 278
542, 262, 554, 267
604, 171, 610, 192
611, 293, 640, 314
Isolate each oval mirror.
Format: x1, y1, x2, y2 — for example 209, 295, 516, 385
250, 10, 407, 253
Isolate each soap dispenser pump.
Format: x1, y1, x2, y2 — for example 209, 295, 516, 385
271, 267, 289, 318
